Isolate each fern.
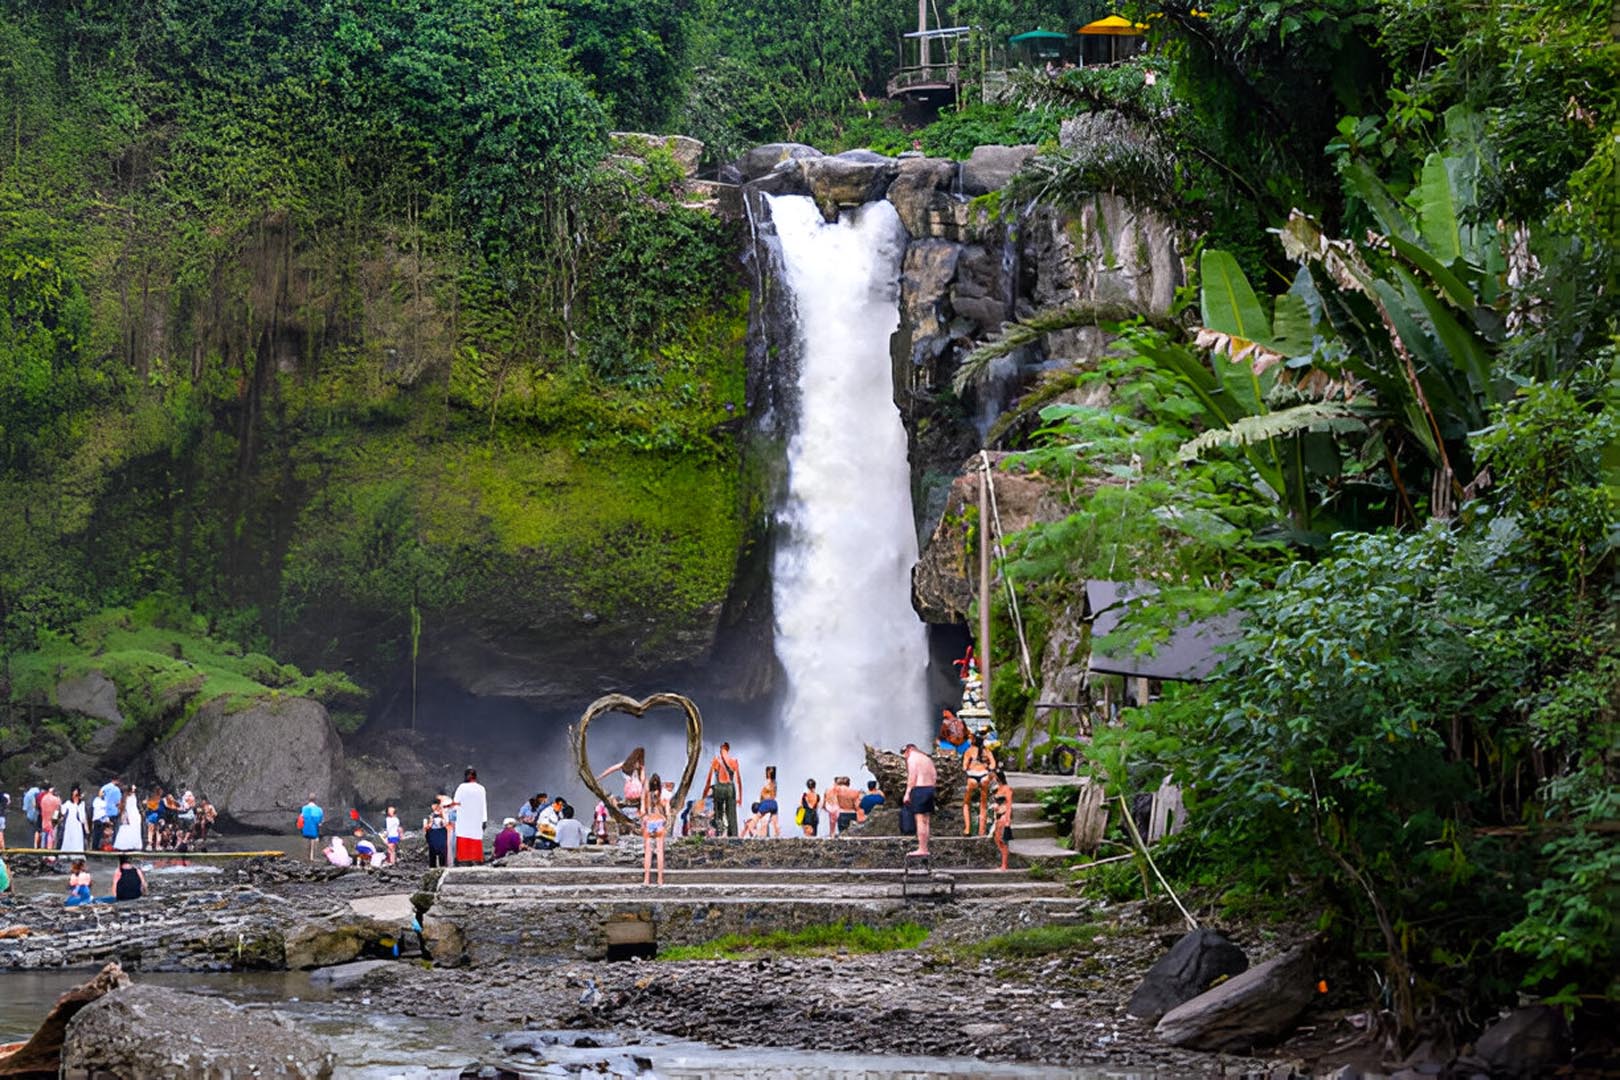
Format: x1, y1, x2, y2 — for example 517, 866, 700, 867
954, 301, 1172, 394
1176, 403, 1368, 463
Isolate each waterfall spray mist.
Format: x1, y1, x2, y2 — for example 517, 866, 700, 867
767, 195, 929, 792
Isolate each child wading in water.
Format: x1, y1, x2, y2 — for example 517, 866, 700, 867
641, 771, 670, 886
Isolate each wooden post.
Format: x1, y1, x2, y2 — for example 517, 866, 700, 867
978, 454, 992, 710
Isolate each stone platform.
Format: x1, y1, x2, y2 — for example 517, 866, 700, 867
428, 835, 1083, 962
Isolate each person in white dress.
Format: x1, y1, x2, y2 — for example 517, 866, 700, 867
59, 785, 88, 854
113, 787, 143, 851
451, 767, 488, 865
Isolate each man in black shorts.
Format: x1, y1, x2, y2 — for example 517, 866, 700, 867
902, 743, 938, 857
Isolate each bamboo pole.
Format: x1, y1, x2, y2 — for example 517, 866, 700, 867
978, 452, 993, 709
0, 849, 286, 859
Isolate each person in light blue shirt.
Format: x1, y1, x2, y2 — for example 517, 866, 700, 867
299, 796, 324, 861
97, 780, 122, 850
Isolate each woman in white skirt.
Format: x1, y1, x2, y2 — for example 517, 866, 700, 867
58, 785, 88, 853
113, 785, 143, 851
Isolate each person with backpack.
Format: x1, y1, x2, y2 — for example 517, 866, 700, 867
298, 795, 324, 861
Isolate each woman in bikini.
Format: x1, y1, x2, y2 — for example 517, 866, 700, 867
992, 770, 1015, 871
962, 732, 997, 835
641, 770, 669, 885
597, 746, 646, 828
799, 778, 820, 838
757, 765, 781, 838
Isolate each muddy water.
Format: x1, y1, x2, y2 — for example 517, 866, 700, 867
0, 968, 1154, 1078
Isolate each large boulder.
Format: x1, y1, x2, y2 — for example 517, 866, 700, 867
887, 156, 966, 240
736, 142, 822, 183
1466, 1006, 1569, 1078
800, 151, 900, 221
610, 131, 704, 176
0, 962, 129, 1075
62, 984, 333, 1079
1127, 929, 1250, 1023
148, 697, 349, 830
863, 745, 964, 809
960, 144, 1037, 196
283, 909, 409, 970
1154, 941, 1319, 1051
55, 671, 124, 726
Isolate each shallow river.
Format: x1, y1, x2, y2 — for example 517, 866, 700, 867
0, 967, 1164, 1078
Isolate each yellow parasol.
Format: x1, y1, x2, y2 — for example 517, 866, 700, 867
1077, 14, 1149, 36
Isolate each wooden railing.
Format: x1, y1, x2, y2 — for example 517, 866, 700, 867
886, 64, 960, 97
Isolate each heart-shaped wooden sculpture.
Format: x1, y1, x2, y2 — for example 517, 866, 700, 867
573, 692, 704, 830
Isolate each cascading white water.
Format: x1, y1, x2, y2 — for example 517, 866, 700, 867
767, 194, 929, 789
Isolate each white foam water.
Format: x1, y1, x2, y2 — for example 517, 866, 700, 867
766, 194, 929, 793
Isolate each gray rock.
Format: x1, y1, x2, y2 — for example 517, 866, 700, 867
62, 983, 334, 1078
1127, 928, 1250, 1022
736, 143, 822, 183
801, 152, 900, 221
309, 958, 395, 988
960, 144, 1037, 196
1471, 1006, 1567, 1078
899, 240, 963, 367
746, 158, 811, 198
148, 696, 348, 831
609, 132, 704, 176
1154, 941, 1318, 1051
348, 893, 418, 926
421, 913, 467, 967
284, 912, 402, 970
887, 157, 964, 240
56, 671, 124, 726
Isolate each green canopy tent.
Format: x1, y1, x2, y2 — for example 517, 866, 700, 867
1008, 29, 1071, 65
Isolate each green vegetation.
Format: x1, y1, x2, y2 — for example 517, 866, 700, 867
969, 921, 1109, 959
1, 596, 360, 781
968, 0, 1620, 1040
658, 921, 930, 960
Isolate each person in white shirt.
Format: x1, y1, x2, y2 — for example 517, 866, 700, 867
383, 806, 402, 864
450, 767, 488, 864
536, 796, 563, 849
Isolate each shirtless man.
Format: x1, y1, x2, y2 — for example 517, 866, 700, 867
901, 743, 938, 857
826, 777, 861, 836
701, 742, 743, 838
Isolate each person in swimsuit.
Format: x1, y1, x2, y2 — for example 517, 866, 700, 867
641, 770, 669, 885
962, 733, 997, 836
799, 779, 820, 838
113, 856, 146, 901
826, 777, 859, 835
757, 765, 781, 838
599, 746, 646, 826
65, 858, 93, 906
992, 770, 1015, 870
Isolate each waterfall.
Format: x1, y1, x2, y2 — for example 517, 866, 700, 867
767, 194, 929, 789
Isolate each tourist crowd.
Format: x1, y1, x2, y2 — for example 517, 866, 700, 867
0, 777, 216, 855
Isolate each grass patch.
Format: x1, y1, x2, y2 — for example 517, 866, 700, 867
970, 922, 1108, 959
658, 921, 929, 961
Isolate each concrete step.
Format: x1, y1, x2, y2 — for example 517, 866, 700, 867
435, 893, 1091, 913
1008, 821, 1058, 841
435, 881, 1070, 903
1003, 771, 1075, 801
1008, 836, 1072, 860
441, 866, 1031, 887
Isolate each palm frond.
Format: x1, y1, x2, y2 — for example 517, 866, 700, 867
953, 301, 1168, 394
1176, 403, 1369, 463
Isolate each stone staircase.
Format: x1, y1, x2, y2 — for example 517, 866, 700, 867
1002, 771, 1072, 860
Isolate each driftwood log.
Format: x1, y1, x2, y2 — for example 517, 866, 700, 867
572, 692, 703, 830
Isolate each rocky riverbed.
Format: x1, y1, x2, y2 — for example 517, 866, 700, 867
0, 841, 1345, 1077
